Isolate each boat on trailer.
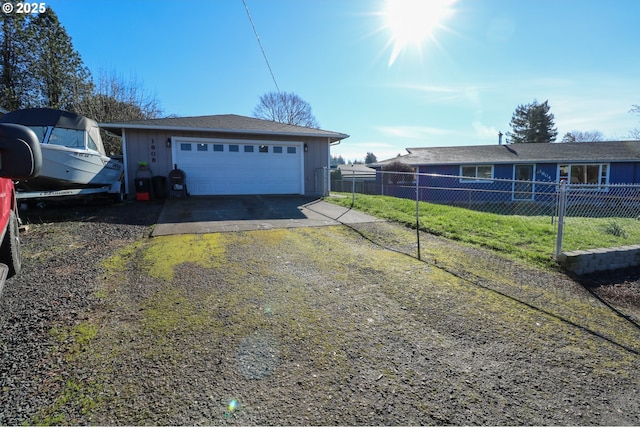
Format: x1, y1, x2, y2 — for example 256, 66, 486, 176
0, 108, 124, 200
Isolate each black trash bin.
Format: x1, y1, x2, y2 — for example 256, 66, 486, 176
152, 176, 168, 199
135, 178, 151, 201
168, 168, 187, 198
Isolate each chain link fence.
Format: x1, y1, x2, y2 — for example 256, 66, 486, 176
334, 170, 640, 257
559, 181, 640, 253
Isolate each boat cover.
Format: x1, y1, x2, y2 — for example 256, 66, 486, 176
0, 108, 98, 129
0, 108, 107, 156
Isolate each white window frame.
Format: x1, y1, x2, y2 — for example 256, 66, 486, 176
558, 163, 609, 190
459, 165, 494, 183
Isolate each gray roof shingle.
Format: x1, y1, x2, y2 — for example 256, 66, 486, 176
377, 141, 640, 166
100, 114, 349, 142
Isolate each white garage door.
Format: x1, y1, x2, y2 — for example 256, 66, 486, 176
173, 138, 304, 196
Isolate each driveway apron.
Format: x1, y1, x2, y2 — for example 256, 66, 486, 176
151, 195, 381, 236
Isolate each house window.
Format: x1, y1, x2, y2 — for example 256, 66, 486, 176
460, 165, 493, 182
287, 147, 297, 154
197, 143, 208, 152
259, 145, 269, 153
229, 144, 239, 152
559, 163, 609, 189
213, 144, 224, 152
244, 145, 254, 153
180, 143, 192, 151
273, 146, 283, 153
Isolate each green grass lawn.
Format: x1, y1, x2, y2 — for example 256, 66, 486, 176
326, 193, 640, 269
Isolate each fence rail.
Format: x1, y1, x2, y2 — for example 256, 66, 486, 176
333, 170, 640, 257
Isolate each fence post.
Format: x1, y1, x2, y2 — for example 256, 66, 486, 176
324, 166, 329, 196
415, 176, 421, 260
351, 169, 355, 207
555, 180, 567, 258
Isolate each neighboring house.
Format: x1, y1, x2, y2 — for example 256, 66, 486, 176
373, 141, 640, 204
332, 163, 377, 193
335, 164, 376, 180
101, 114, 349, 197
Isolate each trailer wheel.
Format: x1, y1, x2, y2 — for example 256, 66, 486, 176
111, 180, 125, 203
112, 188, 124, 203
0, 210, 21, 277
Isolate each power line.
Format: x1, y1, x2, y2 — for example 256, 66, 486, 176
241, 0, 281, 94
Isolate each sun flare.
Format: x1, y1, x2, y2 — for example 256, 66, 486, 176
382, 0, 456, 66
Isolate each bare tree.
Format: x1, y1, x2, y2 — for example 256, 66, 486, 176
631, 104, 640, 139
72, 69, 163, 154
561, 130, 604, 143
253, 91, 319, 128
73, 69, 162, 121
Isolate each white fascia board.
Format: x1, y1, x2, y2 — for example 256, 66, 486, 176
99, 123, 349, 142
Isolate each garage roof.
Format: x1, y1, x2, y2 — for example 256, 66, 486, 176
101, 114, 349, 143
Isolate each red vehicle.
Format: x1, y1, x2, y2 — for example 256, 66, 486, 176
0, 123, 42, 289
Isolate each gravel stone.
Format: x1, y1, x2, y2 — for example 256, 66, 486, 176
0, 199, 639, 425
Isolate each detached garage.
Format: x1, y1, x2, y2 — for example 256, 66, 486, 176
101, 114, 348, 198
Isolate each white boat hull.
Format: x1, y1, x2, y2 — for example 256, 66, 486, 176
18, 144, 123, 191
0, 108, 124, 193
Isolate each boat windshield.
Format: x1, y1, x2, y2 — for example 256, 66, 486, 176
26, 126, 49, 144
48, 127, 85, 149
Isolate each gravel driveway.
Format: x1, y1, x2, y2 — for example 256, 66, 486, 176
1, 200, 639, 425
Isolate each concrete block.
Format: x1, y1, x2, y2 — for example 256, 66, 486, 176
558, 252, 582, 268
609, 263, 627, 270
558, 246, 640, 275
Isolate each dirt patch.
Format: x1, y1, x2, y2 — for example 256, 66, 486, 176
1, 201, 639, 425
576, 267, 640, 312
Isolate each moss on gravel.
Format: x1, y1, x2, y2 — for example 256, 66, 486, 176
29, 224, 640, 425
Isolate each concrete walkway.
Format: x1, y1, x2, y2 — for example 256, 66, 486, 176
151, 195, 381, 237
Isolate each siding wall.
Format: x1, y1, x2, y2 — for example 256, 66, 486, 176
374, 161, 640, 206
303, 136, 330, 195
123, 129, 329, 197
610, 162, 636, 184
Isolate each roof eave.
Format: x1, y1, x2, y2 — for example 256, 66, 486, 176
99, 122, 349, 142
402, 158, 640, 167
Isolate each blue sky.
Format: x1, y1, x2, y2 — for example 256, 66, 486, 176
45, 0, 640, 162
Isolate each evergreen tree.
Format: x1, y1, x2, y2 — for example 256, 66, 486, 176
26, 8, 92, 109
330, 155, 346, 167
365, 152, 377, 164
0, 13, 29, 110
507, 99, 558, 143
